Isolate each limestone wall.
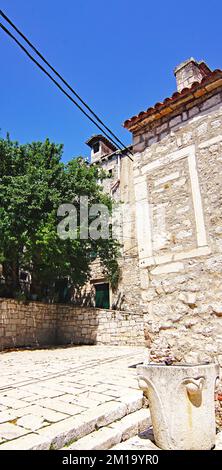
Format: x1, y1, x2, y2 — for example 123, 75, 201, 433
0, 298, 145, 350
88, 152, 141, 313
133, 89, 222, 366
0, 298, 57, 350
56, 306, 145, 346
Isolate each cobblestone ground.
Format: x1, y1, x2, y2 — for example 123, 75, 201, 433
0, 345, 145, 447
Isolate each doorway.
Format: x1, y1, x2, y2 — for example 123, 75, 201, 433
95, 283, 110, 309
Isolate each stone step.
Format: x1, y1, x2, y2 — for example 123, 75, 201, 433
0, 391, 144, 450
215, 431, 222, 450
111, 427, 160, 451
112, 430, 222, 451
64, 408, 151, 450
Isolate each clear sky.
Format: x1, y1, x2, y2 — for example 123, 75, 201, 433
0, 0, 221, 162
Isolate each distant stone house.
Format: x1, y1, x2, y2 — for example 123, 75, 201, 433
86, 58, 222, 363
83, 134, 138, 311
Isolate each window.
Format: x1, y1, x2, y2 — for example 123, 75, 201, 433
95, 283, 110, 309
20, 271, 28, 281
93, 142, 100, 154
89, 251, 97, 261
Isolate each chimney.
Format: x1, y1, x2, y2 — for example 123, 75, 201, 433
86, 135, 117, 163
174, 58, 211, 92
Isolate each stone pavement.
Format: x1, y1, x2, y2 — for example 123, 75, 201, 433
0, 345, 145, 449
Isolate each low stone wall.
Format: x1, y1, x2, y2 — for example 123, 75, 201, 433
57, 306, 145, 346
0, 299, 57, 350
0, 298, 145, 350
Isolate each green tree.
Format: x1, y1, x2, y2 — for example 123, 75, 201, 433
0, 135, 119, 301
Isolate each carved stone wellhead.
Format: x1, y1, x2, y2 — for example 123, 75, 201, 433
137, 363, 219, 450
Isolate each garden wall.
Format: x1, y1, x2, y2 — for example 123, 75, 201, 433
0, 298, 145, 350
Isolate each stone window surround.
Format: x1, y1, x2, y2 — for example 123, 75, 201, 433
134, 144, 211, 268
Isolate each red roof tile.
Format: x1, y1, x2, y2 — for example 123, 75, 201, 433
124, 70, 222, 130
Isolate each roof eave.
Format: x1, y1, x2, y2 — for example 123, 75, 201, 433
124, 73, 222, 133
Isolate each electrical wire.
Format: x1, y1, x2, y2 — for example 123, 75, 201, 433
0, 10, 133, 161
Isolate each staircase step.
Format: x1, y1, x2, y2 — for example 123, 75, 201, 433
0, 392, 144, 450
111, 427, 160, 451
112, 429, 222, 451
64, 408, 151, 450
65, 426, 122, 451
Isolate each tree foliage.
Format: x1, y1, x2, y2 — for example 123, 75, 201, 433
0, 135, 120, 301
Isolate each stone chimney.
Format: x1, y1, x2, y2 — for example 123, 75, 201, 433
174, 58, 211, 93
86, 135, 117, 163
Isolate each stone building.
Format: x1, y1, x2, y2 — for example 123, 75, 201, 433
88, 58, 222, 364
84, 134, 139, 312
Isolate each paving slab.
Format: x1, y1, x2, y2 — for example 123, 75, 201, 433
16, 414, 45, 431
0, 345, 145, 449
112, 435, 160, 451
112, 428, 160, 451
109, 408, 151, 441
67, 426, 122, 450
0, 422, 30, 440
65, 408, 151, 450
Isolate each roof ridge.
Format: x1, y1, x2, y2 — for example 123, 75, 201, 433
124, 69, 222, 130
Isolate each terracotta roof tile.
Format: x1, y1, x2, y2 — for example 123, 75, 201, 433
124, 70, 222, 130
86, 134, 117, 151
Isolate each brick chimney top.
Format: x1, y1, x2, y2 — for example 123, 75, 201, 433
174, 58, 211, 92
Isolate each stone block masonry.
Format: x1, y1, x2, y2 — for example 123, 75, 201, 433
0, 299, 145, 350
0, 299, 57, 350
130, 66, 222, 367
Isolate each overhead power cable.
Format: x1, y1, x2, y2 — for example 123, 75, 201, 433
0, 10, 133, 160
0, 22, 123, 154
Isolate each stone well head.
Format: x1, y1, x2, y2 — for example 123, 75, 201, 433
137, 362, 220, 450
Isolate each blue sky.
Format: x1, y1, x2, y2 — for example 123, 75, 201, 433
0, 0, 221, 162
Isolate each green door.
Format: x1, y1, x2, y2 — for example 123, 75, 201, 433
95, 283, 110, 309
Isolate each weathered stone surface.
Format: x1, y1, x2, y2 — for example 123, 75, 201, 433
0, 299, 145, 349
91, 401, 128, 428
16, 405, 69, 423
37, 414, 97, 449
0, 423, 29, 440
112, 432, 160, 451
0, 346, 145, 449
36, 398, 85, 416
134, 97, 222, 365
211, 303, 222, 317
66, 427, 122, 450
215, 431, 222, 450
0, 397, 29, 409
137, 363, 219, 450
0, 411, 19, 424
151, 262, 184, 275
119, 391, 143, 414
0, 433, 51, 450
109, 408, 151, 441
178, 292, 197, 307
16, 414, 45, 431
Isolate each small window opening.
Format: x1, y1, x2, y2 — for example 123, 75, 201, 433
20, 271, 28, 281
93, 142, 100, 154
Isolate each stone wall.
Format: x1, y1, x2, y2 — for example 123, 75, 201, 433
0, 298, 145, 350
57, 306, 145, 346
0, 299, 57, 350
88, 152, 141, 313
133, 88, 222, 366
